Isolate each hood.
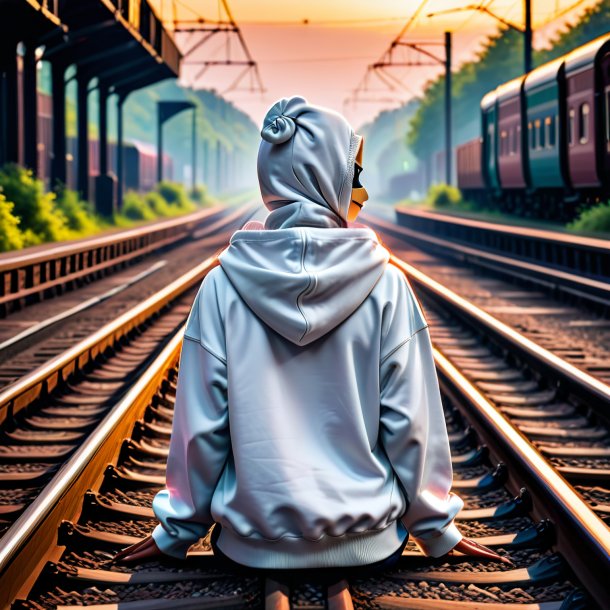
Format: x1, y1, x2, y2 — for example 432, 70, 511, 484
257, 96, 362, 230
218, 226, 389, 346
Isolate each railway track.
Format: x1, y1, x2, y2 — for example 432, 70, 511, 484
363, 215, 610, 601
363, 209, 610, 386
0, 250, 607, 609
0, 205, 230, 319
366, 211, 610, 516
0, 204, 258, 544
0, 204, 254, 389
390, 207, 610, 311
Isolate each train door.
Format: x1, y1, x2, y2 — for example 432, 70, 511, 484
481, 91, 500, 191
564, 34, 610, 189
601, 50, 610, 182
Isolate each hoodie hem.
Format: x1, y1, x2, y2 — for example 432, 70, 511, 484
215, 521, 407, 569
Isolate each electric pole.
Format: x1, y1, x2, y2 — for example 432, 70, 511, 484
524, 0, 532, 73
445, 31, 452, 185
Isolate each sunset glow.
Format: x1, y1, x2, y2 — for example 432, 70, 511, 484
151, 0, 600, 127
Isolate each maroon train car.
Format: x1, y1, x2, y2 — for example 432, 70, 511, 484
496, 75, 527, 189
455, 32, 610, 219
564, 35, 610, 189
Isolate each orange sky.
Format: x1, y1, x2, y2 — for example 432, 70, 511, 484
150, 0, 601, 129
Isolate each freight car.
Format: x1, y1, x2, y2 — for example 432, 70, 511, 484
457, 32, 610, 221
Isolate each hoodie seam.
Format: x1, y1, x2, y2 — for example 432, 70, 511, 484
296, 228, 315, 342
183, 334, 227, 365
380, 324, 429, 365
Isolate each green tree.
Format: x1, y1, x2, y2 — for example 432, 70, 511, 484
406, 0, 610, 163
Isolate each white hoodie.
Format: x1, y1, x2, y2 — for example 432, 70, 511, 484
152, 97, 464, 568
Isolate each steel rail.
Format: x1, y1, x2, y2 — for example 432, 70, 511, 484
0, 203, 258, 603
367, 212, 610, 306
0, 206, 227, 270
0, 243, 223, 428
0, 322, 187, 609
431, 345, 610, 609
383, 249, 610, 606
387, 250, 610, 421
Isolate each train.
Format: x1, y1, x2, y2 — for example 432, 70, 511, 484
36, 92, 173, 195
456, 31, 610, 221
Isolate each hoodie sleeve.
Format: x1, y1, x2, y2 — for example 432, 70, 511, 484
379, 269, 464, 558
151, 269, 230, 559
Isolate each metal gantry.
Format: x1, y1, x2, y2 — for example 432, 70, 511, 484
345, 0, 539, 189
171, 0, 265, 96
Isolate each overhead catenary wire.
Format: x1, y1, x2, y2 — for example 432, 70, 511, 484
167, 0, 265, 94
344, 0, 431, 109
344, 0, 596, 115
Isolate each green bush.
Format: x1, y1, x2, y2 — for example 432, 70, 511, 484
567, 201, 610, 234
156, 181, 196, 212
54, 186, 100, 235
189, 185, 209, 206
0, 163, 71, 242
427, 183, 463, 208
0, 164, 207, 252
0, 194, 24, 251
144, 191, 174, 217
121, 191, 156, 221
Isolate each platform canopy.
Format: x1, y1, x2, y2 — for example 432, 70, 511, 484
0, 0, 180, 90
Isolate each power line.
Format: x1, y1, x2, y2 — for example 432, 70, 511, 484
345, 0, 431, 108
257, 55, 373, 64
235, 17, 412, 27
163, 1, 417, 28
168, 0, 265, 95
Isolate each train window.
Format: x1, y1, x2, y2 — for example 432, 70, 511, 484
534, 119, 541, 150
500, 130, 507, 156
538, 119, 545, 149
528, 121, 534, 149
516, 125, 521, 154
568, 109, 575, 146
579, 103, 589, 144
545, 116, 555, 149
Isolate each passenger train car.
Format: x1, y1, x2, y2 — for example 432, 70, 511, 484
456, 32, 610, 220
